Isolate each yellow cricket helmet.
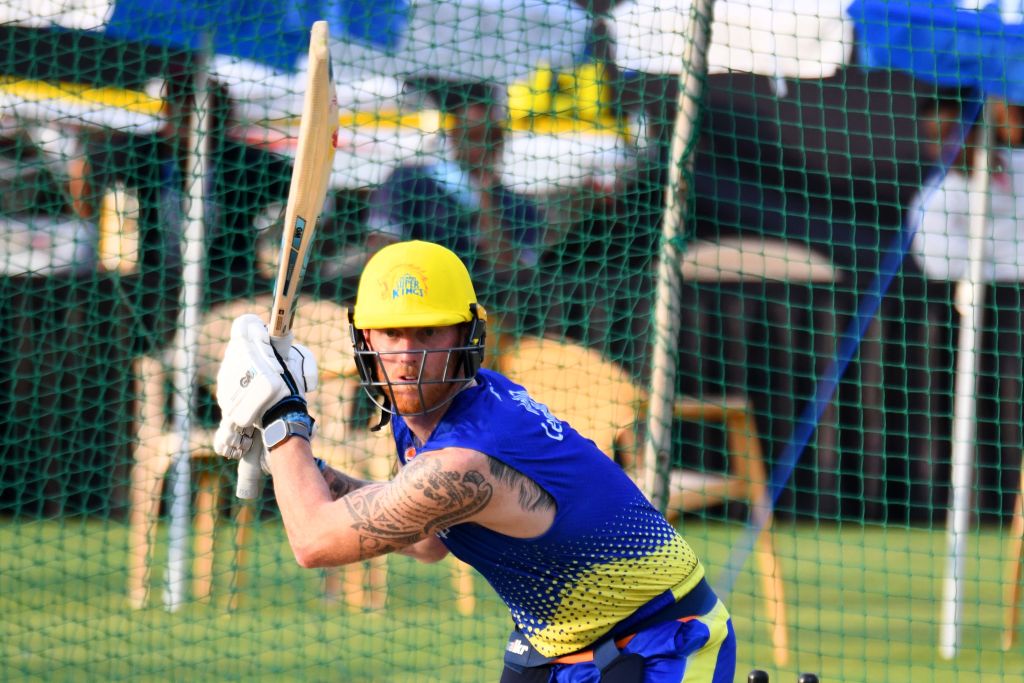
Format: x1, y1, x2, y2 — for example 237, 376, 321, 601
352, 240, 482, 329
349, 241, 488, 429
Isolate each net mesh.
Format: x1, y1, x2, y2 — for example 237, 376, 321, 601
1, 1, 1022, 681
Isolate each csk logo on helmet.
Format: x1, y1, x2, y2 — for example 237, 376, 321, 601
392, 273, 425, 299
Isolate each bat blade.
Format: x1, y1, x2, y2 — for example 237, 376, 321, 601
237, 21, 338, 500
269, 19, 339, 343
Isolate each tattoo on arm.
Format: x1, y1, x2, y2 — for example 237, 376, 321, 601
321, 468, 370, 501
487, 457, 555, 513
340, 456, 493, 557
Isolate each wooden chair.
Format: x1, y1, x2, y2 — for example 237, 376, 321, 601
678, 236, 841, 519
128, 295, 380, 609
490, 334, 789, 665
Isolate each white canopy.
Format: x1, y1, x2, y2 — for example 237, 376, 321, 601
608, 0, 854, 79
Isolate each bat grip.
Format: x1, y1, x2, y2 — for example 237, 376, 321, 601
269, 331, 294, 359
236, 448, 263, 500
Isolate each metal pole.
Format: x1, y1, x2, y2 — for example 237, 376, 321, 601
165, 49, 211, 612
643, 0, 715, 509
939, 98, 993, 659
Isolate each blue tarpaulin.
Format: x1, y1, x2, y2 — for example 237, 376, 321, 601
105, 0, 407, 72
103, 0, 585, 82
105, 0, 307, 71
289, 0, 407, 52
849, 0, 1024, 103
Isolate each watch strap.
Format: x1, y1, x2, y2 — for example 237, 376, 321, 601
261, 396, 309, 427
262, 410, 315, 450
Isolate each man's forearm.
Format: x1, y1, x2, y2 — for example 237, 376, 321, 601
321, 466, 372, 501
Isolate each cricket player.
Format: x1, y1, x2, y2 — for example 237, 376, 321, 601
214, 240, 736, 682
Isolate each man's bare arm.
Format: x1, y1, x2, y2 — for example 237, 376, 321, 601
338, 454, 493, 558
320, 466, 372, 501
270, 441, 492, 568
396, 534, 450, 563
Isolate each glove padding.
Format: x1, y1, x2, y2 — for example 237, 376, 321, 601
214, 314, 318, 467
213, 421, 271, 472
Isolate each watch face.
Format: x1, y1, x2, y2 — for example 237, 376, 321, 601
263, 420, 287, 449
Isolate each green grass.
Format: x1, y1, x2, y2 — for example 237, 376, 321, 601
0, 517, 1020, 682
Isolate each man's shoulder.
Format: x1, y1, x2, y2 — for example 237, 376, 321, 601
468, 370, 524, 408
414, 445, 491, 472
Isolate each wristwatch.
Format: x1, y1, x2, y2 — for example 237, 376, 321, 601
262, 412, 314, 451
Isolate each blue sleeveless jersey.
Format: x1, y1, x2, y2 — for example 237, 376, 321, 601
392, 369, 705, 657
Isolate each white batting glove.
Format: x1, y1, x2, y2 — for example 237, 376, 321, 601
213, 421, 273, 472
214, 314, 319, 462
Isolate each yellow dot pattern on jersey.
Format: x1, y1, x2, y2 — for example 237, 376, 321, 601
512, 526, 704, 657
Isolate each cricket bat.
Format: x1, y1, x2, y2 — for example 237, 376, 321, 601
237, 20, 339, 499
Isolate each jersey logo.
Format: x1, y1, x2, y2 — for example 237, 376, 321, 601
509, 389, 564, 441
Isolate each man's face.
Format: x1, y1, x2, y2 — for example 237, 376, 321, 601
450, 103, 503, 171
365, 325, 465, 415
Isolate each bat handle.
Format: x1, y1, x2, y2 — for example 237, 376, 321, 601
236, 444, 263, 500
270, 332, 294, 359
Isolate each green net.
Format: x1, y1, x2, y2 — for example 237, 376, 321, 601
1, 1, 1022, 681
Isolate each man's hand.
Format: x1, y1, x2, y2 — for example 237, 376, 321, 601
213, 421, 271, 472
214, 314, 318, 463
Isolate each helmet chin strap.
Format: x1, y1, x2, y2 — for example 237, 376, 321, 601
370, 396, 392, 432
